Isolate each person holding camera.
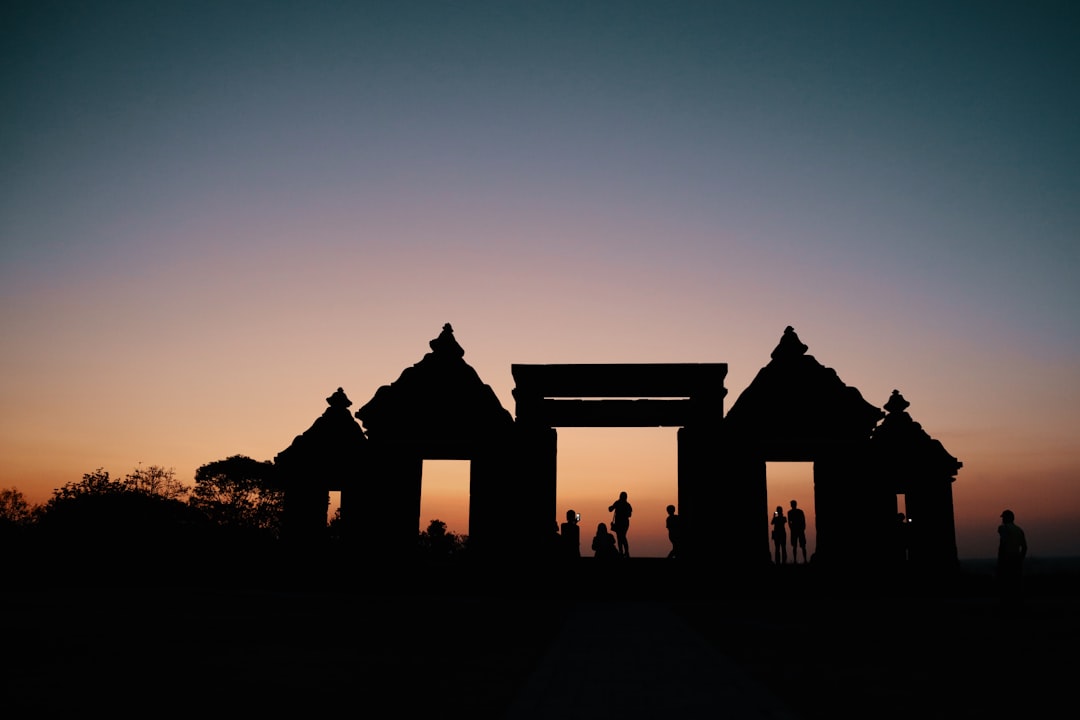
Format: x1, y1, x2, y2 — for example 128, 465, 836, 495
771, 505, 788, 564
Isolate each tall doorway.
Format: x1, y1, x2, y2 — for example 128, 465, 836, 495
766, 462, 815, 562
419, 460, 470, 537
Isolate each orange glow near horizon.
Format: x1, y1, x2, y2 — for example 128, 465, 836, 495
414, 451, 815, 559
554, 427, 679, 558
767, 462, 816, 561
419, 460, 471, 535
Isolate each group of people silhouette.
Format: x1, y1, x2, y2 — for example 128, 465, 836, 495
769, 500, 808, 564
557, 493, 1030, 579
557, 491, 683, 559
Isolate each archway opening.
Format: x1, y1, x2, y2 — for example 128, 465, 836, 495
420, 460, 471, 538
895, 493, 910, 561
766, 462, 815, 562
327, 490, 341, 526
556, 427, 678, 558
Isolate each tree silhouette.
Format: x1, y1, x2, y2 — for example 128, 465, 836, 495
0, 486, 35, 527
418, 518, 468, 559
34, 467, 207, 574
48, 468, 123, 502
124, 464, 188, 500
0, 486, 37, 553
190, 455, 282, 535
44, 467, 189, 505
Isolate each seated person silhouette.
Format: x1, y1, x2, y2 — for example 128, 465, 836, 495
592, 522, 620, 559
560, 509, 581, 558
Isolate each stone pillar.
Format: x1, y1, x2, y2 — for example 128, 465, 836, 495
688, 427, 765, 568
367, 446, 423, 565
281, 476, 330, 545
813, 452, 861, 568
815, 448, 892, 571
906, 477, 958, 571
469, 439, 516, 560
504, 425, 558, 562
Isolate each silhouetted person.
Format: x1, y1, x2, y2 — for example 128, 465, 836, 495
560, 509, 581, 558
771, 505, 787, 564
788, 500, 807, 564
592, 522, 619, 559
665, 504, 681, 558
608, 491, 632, 557
997, 509, 1027, 602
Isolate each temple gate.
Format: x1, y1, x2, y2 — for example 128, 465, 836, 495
510, 362, 727, 560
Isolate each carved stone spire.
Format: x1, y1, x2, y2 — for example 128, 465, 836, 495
770, 325, 809, 360
326, 387, 352, 409
429, 322, 465, 359
884, 389, 910, 415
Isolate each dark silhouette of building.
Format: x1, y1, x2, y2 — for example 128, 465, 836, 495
353, 323, 515, 562
271, 323, 962, 575
274, 387, 368, 546
870, 389, 963, 571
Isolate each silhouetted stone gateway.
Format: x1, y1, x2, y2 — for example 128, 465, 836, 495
275, 324, 961, 572
722, 326, 961, 570
354, 323, 515, 562
275, 386, 367, 545
511, 362, 727, 562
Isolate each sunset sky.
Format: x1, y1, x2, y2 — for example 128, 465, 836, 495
3, 2, 1077, 559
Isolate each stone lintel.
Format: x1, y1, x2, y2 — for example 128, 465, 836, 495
511, 363, 728, 399
519, 398, 720, 427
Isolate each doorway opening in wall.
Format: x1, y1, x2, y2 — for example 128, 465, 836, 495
556, 427, 679, 558
327, 490, 341, 527
766, 462, 815, 563
420, 460, 470, 539
896, 493, 910, 562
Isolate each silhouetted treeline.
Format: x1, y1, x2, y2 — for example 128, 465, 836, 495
418, 518, 469, 561
2, 461, 477, 587
2, 459, 292, 586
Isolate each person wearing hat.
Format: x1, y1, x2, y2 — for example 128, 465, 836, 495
997, 509, 1028, 601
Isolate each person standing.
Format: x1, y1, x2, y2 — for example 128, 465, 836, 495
665, 504, 681, 559
997, 509, 1028, 602
771, 505, 788, 564
788, 500, 807, 564
560, 509, 581, 558
608, 491, 633, 557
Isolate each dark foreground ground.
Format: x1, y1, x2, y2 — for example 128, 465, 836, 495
4, 557, 1078, 718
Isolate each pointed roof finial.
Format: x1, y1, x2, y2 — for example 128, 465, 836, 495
326, 387, 352, 409
770, 326, 809, 360
884, 389, 910, 415
429, 322, 465, 358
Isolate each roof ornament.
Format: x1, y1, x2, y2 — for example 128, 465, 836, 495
884, 389, 910, 415
770, 325, 809, 360
429, 322, 465, 359
326, 387, 352, 409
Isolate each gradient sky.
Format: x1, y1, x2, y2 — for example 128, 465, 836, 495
3, 1, 1078, 558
